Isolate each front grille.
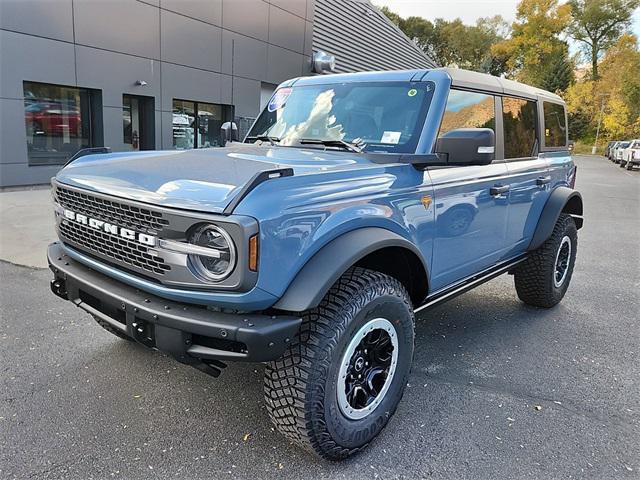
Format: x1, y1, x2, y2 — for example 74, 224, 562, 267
59, 220, 171, 276
54, 185, 171, 276
55, 186, 169, 234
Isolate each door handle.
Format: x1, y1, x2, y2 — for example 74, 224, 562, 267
490, 184, 510, 196
536, 176, 551, 186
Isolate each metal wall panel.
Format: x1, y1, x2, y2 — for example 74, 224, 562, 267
313, 0, 436, 73
270, 0, 307, 19
222, 0, 269, 41
160, 62, 224, 112
74, 0, 160, 59
232, 77, 261, 117
161, 9, 222, 72
266, 44, 304, 84
0, 0, 74, 42
221, 31, 268, 80
0, 30, 76, 100
268, 4, 306, 53
160, 0, 222, 26
75, 46, 161, 108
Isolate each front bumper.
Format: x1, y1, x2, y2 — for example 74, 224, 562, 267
48, 242, 301, 371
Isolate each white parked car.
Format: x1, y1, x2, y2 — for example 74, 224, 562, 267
621, 139, 640, 170
613, 141, 630, 163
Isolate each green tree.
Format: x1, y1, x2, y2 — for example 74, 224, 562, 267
567, 0, 640, 80
492, 0, 572, 87
380, 6, 510, 74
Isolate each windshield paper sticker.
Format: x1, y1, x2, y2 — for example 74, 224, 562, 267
268, 88, 292, 112
381, 131, 401, 144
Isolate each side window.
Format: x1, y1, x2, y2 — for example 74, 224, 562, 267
439, 90, 495, 136
543, 102, 567, 148
502, 97, 538, 158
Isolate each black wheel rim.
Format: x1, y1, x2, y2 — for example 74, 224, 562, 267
337, 318, 398, 420
554, 236, 571, 287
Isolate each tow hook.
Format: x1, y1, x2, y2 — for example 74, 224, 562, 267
50, 278, 68, 300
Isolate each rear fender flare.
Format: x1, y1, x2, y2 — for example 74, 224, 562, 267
529, 187, 583, 251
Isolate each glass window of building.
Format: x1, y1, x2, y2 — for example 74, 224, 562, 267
439, 90, 496, 136
543, 102, 567, 148
503, 97, 538, 158
172, 99, 226, 149
23, 81, 94, 166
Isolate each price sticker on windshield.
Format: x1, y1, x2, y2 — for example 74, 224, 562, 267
268, 88, 293, 112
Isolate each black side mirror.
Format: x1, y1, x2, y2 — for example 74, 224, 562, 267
220, 121, 239, 145
435, 128, 495, 165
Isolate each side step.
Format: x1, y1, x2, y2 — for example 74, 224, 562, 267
414, 255, 527, 314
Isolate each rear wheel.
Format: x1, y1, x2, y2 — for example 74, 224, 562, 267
514, 214, 577, 308
264, 267, 414, 460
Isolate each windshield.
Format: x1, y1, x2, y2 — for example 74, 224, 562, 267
246, 81, 434, 153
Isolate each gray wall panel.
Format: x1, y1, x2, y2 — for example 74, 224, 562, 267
0, 98, 28, 166
222, 0, 268, 41
303, 20, 313, 55
160, 62, 224, 111
221, 31, 268, 80
0, 0, 74, 42
232, 77, 260, 117
306, 0, 315, 20
74, 0, 160, 59
0, 31, 76, 99
160, 0, 222, 26
0, 163, 61, 187
268, 4, 305, 53
160, 110, 174, 150
161, 9, 222, 71
220, 74, 233, 105
270, 0, 306, 18
266, 45, 303, 84
75, 46, 161, 108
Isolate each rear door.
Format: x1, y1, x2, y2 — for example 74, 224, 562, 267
428, 89, 510, 291
501, 96, 551, 253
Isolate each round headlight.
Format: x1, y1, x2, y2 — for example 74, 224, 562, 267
188, 224, 236, 282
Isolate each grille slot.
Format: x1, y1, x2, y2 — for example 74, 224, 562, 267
59, 220, 171, 276
55, 186, 169, 233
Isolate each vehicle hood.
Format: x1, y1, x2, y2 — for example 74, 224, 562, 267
55, 144, 378, 213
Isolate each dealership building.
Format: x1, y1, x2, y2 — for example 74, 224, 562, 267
0, 0, 435, 187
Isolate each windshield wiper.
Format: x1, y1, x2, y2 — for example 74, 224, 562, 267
249, 135, 280, 146
298, 138, 363, 153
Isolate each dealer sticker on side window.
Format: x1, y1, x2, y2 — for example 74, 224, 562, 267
380, 131, 401, 144
268, 88, 293, 112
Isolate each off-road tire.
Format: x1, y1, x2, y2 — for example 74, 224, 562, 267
514, 213, 577, 308
264, 267, 415, 460
92, 315, 133, 341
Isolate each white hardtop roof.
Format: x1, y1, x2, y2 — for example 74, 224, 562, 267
439, 68, 565, 103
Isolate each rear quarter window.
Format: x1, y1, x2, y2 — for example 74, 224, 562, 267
543, 102, 567, 148
503, 97, 538, 158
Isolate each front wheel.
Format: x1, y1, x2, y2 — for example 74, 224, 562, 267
264, 267, 414, 460
514, 214, 578, 308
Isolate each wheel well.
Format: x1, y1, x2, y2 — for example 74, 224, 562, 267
354, 246, 428, 306
562, 194, 583, 228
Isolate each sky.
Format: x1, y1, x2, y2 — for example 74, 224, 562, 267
375, 1, 640, 39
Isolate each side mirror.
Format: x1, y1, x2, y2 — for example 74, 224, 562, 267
435, 128, 495, 166
220, 121, 239, 145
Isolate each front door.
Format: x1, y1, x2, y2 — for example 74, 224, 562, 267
427, 89, 510, 291
428, 163, 510, 291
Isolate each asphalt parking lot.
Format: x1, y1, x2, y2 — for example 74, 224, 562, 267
1, 155, 638, 479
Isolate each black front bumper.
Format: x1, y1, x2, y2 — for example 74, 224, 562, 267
48, 242, 301, 372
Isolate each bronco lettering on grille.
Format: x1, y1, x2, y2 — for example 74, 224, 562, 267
63, 208, 157, 247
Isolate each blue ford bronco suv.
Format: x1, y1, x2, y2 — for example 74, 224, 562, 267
48, 68, 582, 459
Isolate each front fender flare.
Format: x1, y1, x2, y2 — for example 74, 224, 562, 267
272, 227, 427, 312
529, 187, 583, 251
